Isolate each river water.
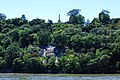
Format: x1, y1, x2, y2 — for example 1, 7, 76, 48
0, 74, 120, 80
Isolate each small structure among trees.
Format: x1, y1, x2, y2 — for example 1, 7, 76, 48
21, 14, 26, 20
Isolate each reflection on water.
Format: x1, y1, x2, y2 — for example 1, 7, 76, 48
0, 74, 120, 80
28, 76, 81, 80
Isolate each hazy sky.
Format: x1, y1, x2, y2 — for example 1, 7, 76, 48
0, 0, 120, 22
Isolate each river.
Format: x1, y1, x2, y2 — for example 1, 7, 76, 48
0, 74, 120, 80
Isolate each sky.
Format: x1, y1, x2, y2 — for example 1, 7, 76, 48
0, 0, 120, 22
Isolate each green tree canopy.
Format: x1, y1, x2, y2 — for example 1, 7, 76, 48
67, 9, 85, 25
0, 13, 6, 20
99, 10, 110, 24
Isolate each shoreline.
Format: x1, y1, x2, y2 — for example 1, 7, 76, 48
0, 73, 120, 77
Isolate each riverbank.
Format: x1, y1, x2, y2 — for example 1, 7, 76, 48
1, 73, 120, 77
0, 73, 120, 80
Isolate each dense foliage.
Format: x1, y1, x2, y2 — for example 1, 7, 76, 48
0, 9, 120, 74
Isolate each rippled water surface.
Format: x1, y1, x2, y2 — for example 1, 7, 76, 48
0, 74, 120, 80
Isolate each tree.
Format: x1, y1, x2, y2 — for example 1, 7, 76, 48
0, 13, 6, 20
4, 42, 20, 69
48, 19, 53, 25
29, 18, 45, 26
19, 28, 31, 48
8, 18, 28, 26
52, 30, 68, 48
24, 57, 45, 73
99, 10, 110, 24
67, 9, 85, 25
8, 29, 20, 42
96, 54, 111, 73
65, 54, 79, 73
37, 30, 52, 46
90, 18, 101, 28
111, 18, 120, 24
47, 57, 58, 73
70, 34, 84, 52
67, 9, 81, 16
13, 58, 25, 72
0, 58, 7, 72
